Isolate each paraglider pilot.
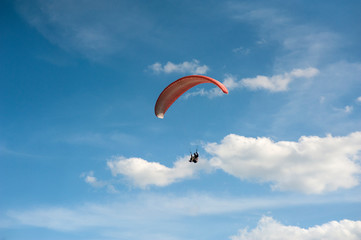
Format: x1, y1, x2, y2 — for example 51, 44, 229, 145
189, 151, 199, 163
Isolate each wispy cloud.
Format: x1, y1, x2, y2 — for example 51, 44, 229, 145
16, 0, 154, 60
80, 171, 118, 193
149, 59, 209, 75
268, 61, 361, 135
206, 132, 361, 194
333, 105, 354, 114
344, 105, 354, 113
228, 3, 342, 68
231, 216, 361, 240
232, 46, 250, 55
3, 193, 361, 236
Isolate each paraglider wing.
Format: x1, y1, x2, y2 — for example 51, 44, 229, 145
154, 75, 228, 118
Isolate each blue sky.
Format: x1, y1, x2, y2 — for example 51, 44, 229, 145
1, 0, 361, 239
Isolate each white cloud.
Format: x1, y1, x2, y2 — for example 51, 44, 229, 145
206, 132, 361, 194
83, 171, 97, 185
149, 59, 209, 74
184, 67, 319, 99
222, 74, 240, 90
95, 132, 361, 194
80, 171, 118, 193
232, 46, 250, 55
239, 67, 319, 92
344, 105, 354, 113
231, 216, 361, 240
80, 171, 104, 187
218, 68, 319, 93
356, 96, 361, 102
107, 156, 209, 188
82, 130, 361, 193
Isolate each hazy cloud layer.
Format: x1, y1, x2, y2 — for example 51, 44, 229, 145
228, 3, 341, 68
4, 194, 360, 236
231, 216, 361, 240
16, 0, 154, 59
149, 59, 209, 74
206, 132, 361, 194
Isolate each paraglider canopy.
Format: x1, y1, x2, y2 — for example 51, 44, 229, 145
154, 75, 228, 118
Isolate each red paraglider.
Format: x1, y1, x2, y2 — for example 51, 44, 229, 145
154, 75, 228, 118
